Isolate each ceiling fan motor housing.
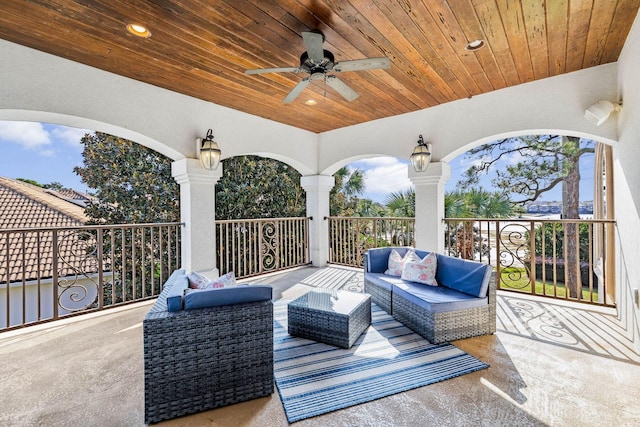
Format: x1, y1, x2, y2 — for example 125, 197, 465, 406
300, 50, 335, 74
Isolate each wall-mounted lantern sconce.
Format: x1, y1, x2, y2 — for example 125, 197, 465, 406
196, 129, 221, 170
584, 100, 622, 126
411, 135, 432, 172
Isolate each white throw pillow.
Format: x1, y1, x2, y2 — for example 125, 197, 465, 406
204, 271, 237, 289
188, 271, 237, 289
401, 252, 438, 286
385, 249, 420, 277
187, 271, 210, 289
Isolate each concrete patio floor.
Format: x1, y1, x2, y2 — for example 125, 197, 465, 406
1, 265, 639, 426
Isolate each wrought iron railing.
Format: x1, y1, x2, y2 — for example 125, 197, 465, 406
327, 216, 415, 267
0, 223, 181, 331
216, 217, 310, 279
325, 215, 614, 306
444, 218, 616, 306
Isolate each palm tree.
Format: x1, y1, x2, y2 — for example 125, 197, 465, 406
331, 167, 366, 215
445, 189, 514, 260
384, 189, 415, 217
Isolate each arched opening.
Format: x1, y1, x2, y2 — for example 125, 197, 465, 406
0, 121, 183, 329
440, 132, 615, 306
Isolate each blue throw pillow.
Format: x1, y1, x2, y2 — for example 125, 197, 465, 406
435, 254, 492, 298
165, 272, 189, 312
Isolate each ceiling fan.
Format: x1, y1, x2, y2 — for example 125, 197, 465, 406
245, 31, 391, 104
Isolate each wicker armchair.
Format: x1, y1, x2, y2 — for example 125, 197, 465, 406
143, 270, 274, 424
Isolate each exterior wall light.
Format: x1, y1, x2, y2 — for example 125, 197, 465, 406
584, 100, 622, 126
197, 129, 221, 170
411, 135, 432, 172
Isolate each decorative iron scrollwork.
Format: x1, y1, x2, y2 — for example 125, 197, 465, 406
498, 223, 532, 290
56, 230, 99, 312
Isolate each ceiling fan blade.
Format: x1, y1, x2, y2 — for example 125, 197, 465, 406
245, 66, 300, 75
333, 57, 391, 72
325, 75, 360, 102
283, 77, 311, 104
302, 31, 325, 64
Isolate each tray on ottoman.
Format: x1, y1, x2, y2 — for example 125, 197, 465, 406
287, 289, 371, 349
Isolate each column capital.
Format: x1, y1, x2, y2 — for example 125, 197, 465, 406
408, 162, 451, 186
300, 174, 335, 192
171, 158, 223, 185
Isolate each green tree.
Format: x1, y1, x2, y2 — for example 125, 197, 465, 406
330, 166, 366, 216
384, 189, 415, 217
459, 135, 594, 297
74, 132, 179, 224
16, 179, 68, 191
355, 199, 387, 217
445, 189, 514, 260
43, 181, 65, 190
74, 132, 180, 305
215, 155, 305, 220
16, 178, 44, 187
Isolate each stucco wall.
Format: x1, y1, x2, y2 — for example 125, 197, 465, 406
615, 10, 640, 353
0, 37, 621, 177
319, 64, 619, 174
0, 39, 318, 175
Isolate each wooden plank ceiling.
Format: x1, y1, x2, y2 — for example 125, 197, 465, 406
0, 1, 638, 134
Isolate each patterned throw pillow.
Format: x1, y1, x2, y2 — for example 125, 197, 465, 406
401, 252, 438, 286
187, 271, 237, 289
187, 271, 210, 289
385, 249, 420, 277
205, 271, 237, 289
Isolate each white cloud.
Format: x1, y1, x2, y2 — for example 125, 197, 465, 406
505, 151, 526, 165
352, 157, 412, 202
0, 121, 50, 149
51, 125, 90, 150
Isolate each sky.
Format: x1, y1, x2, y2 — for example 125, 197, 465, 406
0, 121, 595, 203
0, 121, 91, 193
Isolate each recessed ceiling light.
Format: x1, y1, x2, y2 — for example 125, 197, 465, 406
126, 23, 151, 38
465, 39, 485, 51
305, 99, 317, 105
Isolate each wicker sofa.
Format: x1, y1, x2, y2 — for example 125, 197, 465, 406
364, 247, 496, 344
143, 269, 274, 424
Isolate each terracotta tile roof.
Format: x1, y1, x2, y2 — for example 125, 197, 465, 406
50, 188, 96, 207
0, 177, 96, 282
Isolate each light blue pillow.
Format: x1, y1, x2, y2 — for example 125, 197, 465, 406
184, 285, 272, 310
435, 254, 492, 298
165, 272, 189, 312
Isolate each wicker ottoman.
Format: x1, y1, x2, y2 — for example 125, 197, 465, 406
288, 289, 371, 349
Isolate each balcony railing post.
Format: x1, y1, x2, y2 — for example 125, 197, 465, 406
495, 220, 501, 290
52, 229, 59, 320
97, 229, 104, 309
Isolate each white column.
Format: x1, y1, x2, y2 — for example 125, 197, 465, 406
171, 158, 223, 277
300, 175, 335, 267
409, 162, 451, 252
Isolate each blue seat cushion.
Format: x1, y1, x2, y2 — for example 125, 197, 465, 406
435, 254, 492, 298
184, 285, 272, 310
393, 281, 488, 313
365, 272, 410, 291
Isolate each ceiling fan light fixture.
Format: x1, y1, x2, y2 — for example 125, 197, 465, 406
465, 39, 485, 51
126, 23, 151, 38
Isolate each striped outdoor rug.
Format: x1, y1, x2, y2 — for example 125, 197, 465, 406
273, 302, 489, 423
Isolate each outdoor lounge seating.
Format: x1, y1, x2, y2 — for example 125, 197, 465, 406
364, 247, 496, 344
142, 269, 274, 424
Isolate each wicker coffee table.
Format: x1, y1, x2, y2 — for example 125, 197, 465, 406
287, 289, 371, 349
